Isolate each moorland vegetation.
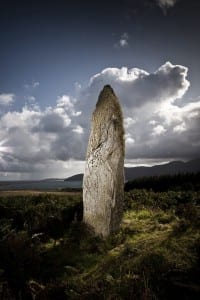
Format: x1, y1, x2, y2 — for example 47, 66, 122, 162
0, 173, 200, 299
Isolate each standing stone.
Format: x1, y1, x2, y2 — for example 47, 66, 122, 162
83, 85, 125, 238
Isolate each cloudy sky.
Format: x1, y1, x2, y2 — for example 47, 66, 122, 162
0, 0, 200, 179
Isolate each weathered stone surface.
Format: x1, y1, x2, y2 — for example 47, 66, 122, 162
83, 85, 125, 238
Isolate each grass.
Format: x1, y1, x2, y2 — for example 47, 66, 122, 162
62, 208, 199, 299
0, 188, 200, 299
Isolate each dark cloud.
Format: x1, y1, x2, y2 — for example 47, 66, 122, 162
38, 112, 70, 133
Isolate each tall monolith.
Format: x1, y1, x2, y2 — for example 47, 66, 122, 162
83, 85, 125, 238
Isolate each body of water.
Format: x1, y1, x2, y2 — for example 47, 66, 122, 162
0, 180, 82, 191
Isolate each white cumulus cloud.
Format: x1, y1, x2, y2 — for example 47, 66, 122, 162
72, 125, 84, 134
0, 93, 15, 106
152, 125, 167, 136
173, 122, 186, 133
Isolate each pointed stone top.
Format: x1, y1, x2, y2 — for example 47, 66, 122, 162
96, 85, 116, 108
102, 84, 114, 94
104, 84, 113, 90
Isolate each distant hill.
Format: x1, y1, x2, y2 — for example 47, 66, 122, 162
125, 159, 200, 181
41, 178, 64, 181
64, 174, 83, 182
65, 159, 200, 182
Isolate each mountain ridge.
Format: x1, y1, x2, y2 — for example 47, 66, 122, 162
64, 159, 200, 182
